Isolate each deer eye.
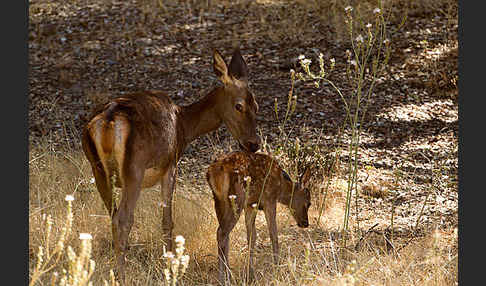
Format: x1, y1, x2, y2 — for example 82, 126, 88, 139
235, 103, 243, 112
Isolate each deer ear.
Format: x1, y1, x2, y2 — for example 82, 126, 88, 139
300, 166, 313, 189
213, 49, 231, 84
228, 48, 248, 81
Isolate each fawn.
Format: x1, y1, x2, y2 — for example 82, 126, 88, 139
206, 151, 312, 284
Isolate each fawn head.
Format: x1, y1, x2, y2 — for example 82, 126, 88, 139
213, 48, 261, 153
288, 166, 312, 228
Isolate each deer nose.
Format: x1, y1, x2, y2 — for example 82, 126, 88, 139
298, 221, 309, 228
247, 137, 261, 153
248, 141, 260, 153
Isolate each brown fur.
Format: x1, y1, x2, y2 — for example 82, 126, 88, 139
206, 151, 312, 284
82, 49, 261, 284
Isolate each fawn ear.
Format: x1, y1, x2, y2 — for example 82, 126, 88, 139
300, 166, 313, 189
281, 169, 292, 182
228, 47, 248, 82
213, 49, 231, 84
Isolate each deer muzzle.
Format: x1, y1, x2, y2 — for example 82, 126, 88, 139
240, 137, 260, 153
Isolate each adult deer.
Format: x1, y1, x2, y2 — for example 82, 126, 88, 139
81, 49, 260, 282
206, 151, 312, 284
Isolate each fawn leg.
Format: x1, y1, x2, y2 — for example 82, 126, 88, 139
213, 176, 243, 285
263, 203, 279, 265
216, 214, 239, 285
244, 206, 257, 282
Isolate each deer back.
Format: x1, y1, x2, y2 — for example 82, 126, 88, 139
85, 91, 181, 174
207, 152, 289, 209
207, 151, 311, 226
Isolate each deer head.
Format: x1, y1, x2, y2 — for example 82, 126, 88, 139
288, 167, 312, 228
213, 48, 261, 153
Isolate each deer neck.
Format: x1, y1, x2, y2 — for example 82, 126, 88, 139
179, 87, 224, 149
278, 181, 297, 206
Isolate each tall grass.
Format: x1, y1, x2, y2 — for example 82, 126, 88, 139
291, 1, 392, 245
28, 108, 457, 285
29, 194, 117, 286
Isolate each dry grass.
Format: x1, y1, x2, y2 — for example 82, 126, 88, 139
29, 138, 457, 285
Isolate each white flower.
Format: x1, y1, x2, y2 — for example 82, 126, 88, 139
298, 55, 305, 60
373, 8, 381, 14
301, 59, 312, 65
350, 60, 357, 66
89, 178, 95, 184
79, 233, 92, 240
175, 235, 185, 245
251, 203, 258, 208
345, 6, 353, 12
163, 251, 174, 259
244, 176, 252, 182
330, 58, 336, 65
383, 38, 390, 45
355, 34, 364, 43
229, 195, 237, 200
366, 23, 372, 29
180, 255, 190, 266
65, 195, 75, 201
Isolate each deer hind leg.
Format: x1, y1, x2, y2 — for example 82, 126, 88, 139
244, 204, 258, 283
82, 128, 117, 217
216, 209, 239, 285
208, 171, 243, 285
263, 203, 279, 265
160, 163, 177, 252
92, 163, 118, 218
111, 155, 144, 284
